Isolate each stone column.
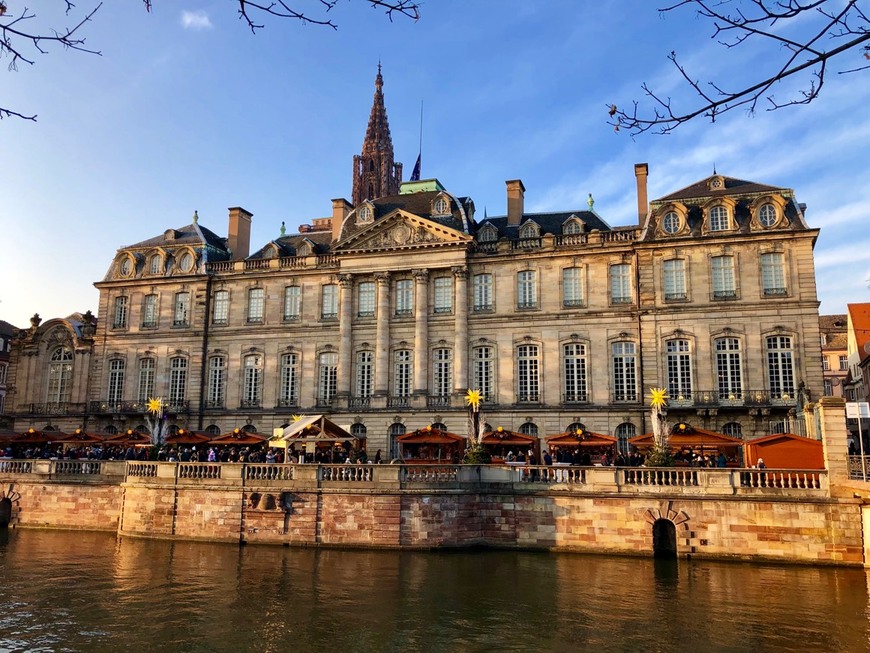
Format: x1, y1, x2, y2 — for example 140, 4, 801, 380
337, 274, 353, 398
374, 272, 391, 395
817, 396, 849, 484
453, 265, 469, 395
413, 269, 429, 395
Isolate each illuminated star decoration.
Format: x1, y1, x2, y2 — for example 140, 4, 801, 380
648, 387, 668, 409
291, 414, 303, 422
146, 397, 164, 415
465, 388, 482, 412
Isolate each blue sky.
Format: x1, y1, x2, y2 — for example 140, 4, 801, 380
3, 1, 869, 326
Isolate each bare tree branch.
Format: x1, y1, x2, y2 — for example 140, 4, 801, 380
2, 0, 420, 121
609, 0, 870, 135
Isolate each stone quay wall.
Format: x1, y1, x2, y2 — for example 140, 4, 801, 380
1, 460, 866, 566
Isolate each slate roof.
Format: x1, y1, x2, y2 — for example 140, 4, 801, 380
249, 231, 334, 259
477, 210, 611, 239
339, 190, 469, 242
656, 176, 784, 203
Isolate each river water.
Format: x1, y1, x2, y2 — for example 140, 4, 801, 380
1, 529, 868, 653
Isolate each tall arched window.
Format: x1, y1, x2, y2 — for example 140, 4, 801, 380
242, 354, 263, 407
709, 205, 729, 231
388, 423, 405, 459
563, 342, 588, 403
318, 352, 338, 404
205, 424, 221, 435
168, 357, 187, 406
393, 349, 412, 397
616, 422, 637, 454
566, 422, 586, 434
766, 336, 795, 400
431, 422, 447, 432
517, 344, 540, 402
715, 337, 743, 399
137, 358, 155, 404
107, 359, 125, 406
279, 352, 299, 407
206, 356, 226, 408
350, 423, 367, 439
519, 422, 538, 436
47, 346, 74, 405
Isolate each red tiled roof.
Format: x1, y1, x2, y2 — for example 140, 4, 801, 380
848, 303, 870, 364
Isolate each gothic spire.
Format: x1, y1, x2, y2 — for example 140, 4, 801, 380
352, 66, 403, 205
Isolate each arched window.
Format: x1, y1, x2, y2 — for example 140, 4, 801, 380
433, 197, 449, 215
431, 422, 447, 432
47, 346, 74, 405
103, 424, 118, 435
519, 222, 539, 239
350, 423, 367, 438
205, 424, 221, 435
759, 203, 777, 227
478, 226, 498, 242
241, 424, 257, 433
388, 423, 405, 459
134, 424, 150, 435
721, 422, 743, 438
566, 422, 586, 434
149, 254, 162, 275
393, 349, 412, 397
168, 357, 188, 406
517, 344, 540, 402
107, 359, 126, 405
206, 356, 226, 408
318, 352, 338, 404
709, 205, 729, 231
137, 358, 155, 404
563, 219, 583, 235
616, 422, 637, 454
519, 422, 538, 436
715, 337, 743, 399
662, 211, 680, 234
242, 354, 263, 408
766, 336, 795, 400
563, 342, 588, 402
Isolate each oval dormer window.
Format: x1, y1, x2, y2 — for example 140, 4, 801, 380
120, 257, 133, 276
662, 211, 680, 234
434, 198, 449, 215
178, 252, 193, 273
759, 203, 777, 228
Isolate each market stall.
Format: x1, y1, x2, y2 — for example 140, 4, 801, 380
396, 426, 465, 463
480, 427, 539, 463
545, 428, 618, 465
629, 423, 744, 466
742, 432, 823, 469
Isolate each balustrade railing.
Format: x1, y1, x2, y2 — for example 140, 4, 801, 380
623, 468, 699, 487
401, 465, 458, 483
520, 465, 585, 484
0, 460, 32, 474
555, 233, 588, 246
127, 462, 158, 478
53, 460, 103, 475
245, 464, 295, 482
320, 465, 373, 482
15, 402, 87, 416
739, 469, 822, 489
178, 463, 221, 480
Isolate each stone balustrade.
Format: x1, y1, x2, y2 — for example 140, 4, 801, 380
0, 460, 831, 496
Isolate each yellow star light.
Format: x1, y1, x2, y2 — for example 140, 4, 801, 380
465, 388, 482, 410
648, 387, 668, 409
291, 414, 303, 422
146, 397, 164, 415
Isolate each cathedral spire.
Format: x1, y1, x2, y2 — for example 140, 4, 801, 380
352, 66, 403, 205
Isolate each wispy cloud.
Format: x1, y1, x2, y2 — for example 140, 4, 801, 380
181, 10, 213, 30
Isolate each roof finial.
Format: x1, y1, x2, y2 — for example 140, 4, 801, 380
280, 221, 286, 237
713, 163, 717, 175
587, 193, 595, 210
193, 210, 199, 224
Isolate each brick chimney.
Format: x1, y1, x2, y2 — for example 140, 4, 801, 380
506, 179, 525, 226
634, 163, 649, 225
332, 198, 353, 242
227, 207, 253, 260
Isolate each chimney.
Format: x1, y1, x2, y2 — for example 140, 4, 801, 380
506, 179, 525, 226
332, 198, 353, 242
227, 207, 253, 260
634, 163, 649, 224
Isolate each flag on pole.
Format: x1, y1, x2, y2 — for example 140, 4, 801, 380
410, 154, 421, 181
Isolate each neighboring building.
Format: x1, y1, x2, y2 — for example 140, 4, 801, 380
0, 320, 17, 420
7, 70, 825, 454
845, 303, 870, 404
819, 314, 848, 397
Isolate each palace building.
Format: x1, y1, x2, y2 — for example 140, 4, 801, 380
7, 69, 824, 456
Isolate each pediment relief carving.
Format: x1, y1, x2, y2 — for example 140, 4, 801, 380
337, 211, 471, 252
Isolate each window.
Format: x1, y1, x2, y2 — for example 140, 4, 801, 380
612, 342, 638, 401
610, 263, 632, 304
318, 352, 338, 404
107, 359, 125, 404
204, 424, 221, 436
395, 279, 413, 315
206, 356, 226, 408
760, 252, 787, 296
247, 288, 265, 323
173, 292, 190, 327
563, 268, 583, 307
278, 353, 300, 407
433, 277, 453, 314
113, 296, 128, 329
277, 286, 299, 322
357, 206, 373, 223
242, 354, 263, 407
0, 363, 6, 385
473, 274, 493, 311
46, 346, 73, 405
149, 254, 162, 275
142, 294, 158, 328
393, 350, 412, 397
519, 422, 538, 436
711, 256, 736, 299
666, 339, 692, 400
119, 257, 133, 276
388, 423, 405, 459
663, 259, 687, 300
563, 220, 582, 235
839, 355, 849, 371
616, 423, 636, 454
767, 336, 795, 399
434, 197, 449, 215
823, 357, 831, 371
563, 343, 588, 403
357, 282, 375, 318
321, 284, 338, 319
722, 422, 743, 439
519, 222, 539, 240
478, 226, 498, 242
432, 348, 452, 397
517, 344, 540, 402
137, 358, 155, 403
472, 346, 494, 401
168, 357, 187, 405
709, 205, 729, 231
662, 211, 680, 234
517, 270, 537, 309
759, 203, 777, 227
715, 337, 743, 399
355, 351, 373, 399
212, 290, 229, 325
178, 251, 194, 273
823, 379, 834, 396
350, 423, 367, 439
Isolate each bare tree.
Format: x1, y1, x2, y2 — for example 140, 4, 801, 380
1, 0, 420, 121
609, 0, 870, 135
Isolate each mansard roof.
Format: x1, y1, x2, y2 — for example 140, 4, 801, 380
339, 190, 469, 242
656, 175, 785, 203
249, 231, 333, 259
125, 222, 227, 252
476, 210, 610, 239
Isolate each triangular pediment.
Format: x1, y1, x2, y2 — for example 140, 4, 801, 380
335, 210, 472, 253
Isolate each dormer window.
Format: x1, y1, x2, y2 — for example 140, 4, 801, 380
709, 205, 729, 231
119, 256, 134, 277
357, 205, 373, 224
563, 218, 584, 235
178, 251, 194, 273
264, 244, 279, 259
149, 254, 162, 275
709, 176, 725, 190
479, 225, 498, 242
297, 242, 312, 257
759, 203, 778, 228
433, 197, 450, 215
520, 222, 540, 239
662, 211, 681, 234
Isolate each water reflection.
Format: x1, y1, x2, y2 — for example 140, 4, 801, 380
0, 530, 868, 652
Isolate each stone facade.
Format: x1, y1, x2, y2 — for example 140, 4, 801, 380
7, 70, 824, 456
